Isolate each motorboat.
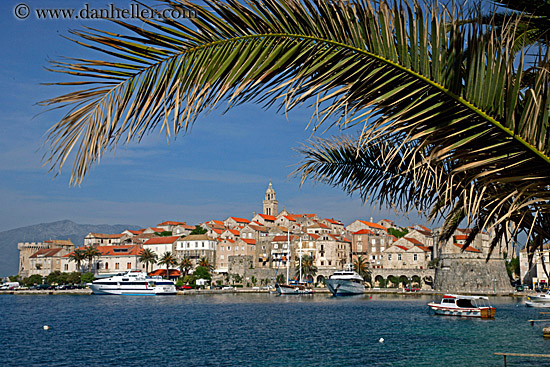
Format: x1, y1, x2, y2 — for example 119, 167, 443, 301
89, 270, 176, 295
525, 301, 550, 308
275, 281, 313, 295
325, 265, 365, 296
528, 291, 550, 302
428, 294, 495, 318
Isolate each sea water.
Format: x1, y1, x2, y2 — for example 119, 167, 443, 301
0, 294, 547, 366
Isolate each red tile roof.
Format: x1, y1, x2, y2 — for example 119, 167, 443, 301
259, 214, 276, 221
283, 216, 297, 222
144, 236, 180, 245
324, 218, 342, 225
30, 248, 62, 258
248, 224, 268, 232
148, 269, 181, 277
416, 246, 431, 252
359, 220, 387, 230
228, 229, 240, 236
404, 237, 423, 245
127, 230, 144, 235
396, 245, 409, 251
242, 239, 257, 245
418, 225, 431, 232
306, 233, 320, 240
455, 235, 468, 240
453, 243, 481, 253
149, 227, 165, 233
272, 235, 296, 242
212, 229, 223, 234
353, 229, 374, 235
229, 217, 250, 223
157, 221, 186, 226
97, 245, 142, 256
223, 238, 235, 243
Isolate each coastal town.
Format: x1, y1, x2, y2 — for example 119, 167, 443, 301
8, 182, 536, 294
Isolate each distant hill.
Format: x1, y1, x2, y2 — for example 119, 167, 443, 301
0, 220, 140, 277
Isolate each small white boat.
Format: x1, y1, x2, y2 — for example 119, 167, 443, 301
528, 291, 550, 302
275, 281, 313, 295
525, 301, 550, 308
89, 270, 176, 295
428, 294, 495, 318
325, 265, 365, 296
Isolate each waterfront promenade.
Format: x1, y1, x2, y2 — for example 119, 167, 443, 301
0, 287, 525, 297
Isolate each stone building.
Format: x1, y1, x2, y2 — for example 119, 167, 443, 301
18, 239, 75, 278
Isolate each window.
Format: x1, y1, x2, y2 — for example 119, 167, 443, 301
105, 263, 109, 269
274, 244, 278, 249
127, 262, 131, 269
413, 254, 418, 261
372, 239, 376, 245
115, 263, 120, 269
221, 246, 224, 251
357, 235, 362, 241
242, 246, 245, 251
380, 247, 385, 252
388, 254, 392, 261
227, 246, 231, 251
64, 264, 68, 271
221, 255, 224, 260
321, 261, 325, 266
398, 254, 402, 261
371, 255, 376, 260
328, 261, 332, 266
202, 242, 205, 248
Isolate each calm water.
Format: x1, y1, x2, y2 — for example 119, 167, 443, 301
0, 293, 548, 366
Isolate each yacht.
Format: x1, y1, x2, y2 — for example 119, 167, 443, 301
325, 265, 365, 296
89, 270, 176, 295
428, 294, 495, 318
275, 280, 313, 295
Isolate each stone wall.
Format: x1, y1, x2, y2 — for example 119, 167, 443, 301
434, 254, 512, 294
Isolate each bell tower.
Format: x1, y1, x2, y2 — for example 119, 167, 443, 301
263, 181, 278, 216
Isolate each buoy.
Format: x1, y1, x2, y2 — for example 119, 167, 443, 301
379, 338, 384, 343
43, 325, 50, 330
543, 327, 550, 338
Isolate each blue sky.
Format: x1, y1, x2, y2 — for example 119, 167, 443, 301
0, 0, 425, 232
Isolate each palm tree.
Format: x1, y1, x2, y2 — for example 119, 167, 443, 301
157, 252, 178, 279
199, 256, 214, 271
84, 245, 101, 273
138, 248, 158, 274
40, 0, 550, 255
179, 256, 193, 277
295, 255, 317, 281
68, 248, 86, 272
353, 256, 371, 282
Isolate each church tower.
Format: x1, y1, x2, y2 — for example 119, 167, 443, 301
263, 181, 278, 216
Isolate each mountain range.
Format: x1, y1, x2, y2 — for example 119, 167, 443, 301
0, 219, 140, 277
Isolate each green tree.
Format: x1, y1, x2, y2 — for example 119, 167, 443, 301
67, 272, 81, 284
199, 256, 214, 271
155, 231, 173, 237
387, 228, 409, 239
276, 274, 286, 284
24, 274, 43, 286
193, 266, 212, 281
178, 257, 193, 277
251, 275, 257, 287
81, 272, 95, 283
190, 225, 207, 235
139, 248, 158, 274
295, 255, 317, 281
40, 0, 550, 254
84, 245, 101, 273
69, 248, 86, 272
353, 256, 371, 282
46, 271, 62, 285
157, 252, 177, 279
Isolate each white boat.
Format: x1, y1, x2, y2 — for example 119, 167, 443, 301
89, 270, 176, 295
525, 301, 550, 308
275, 281, 313, 295
528, 291, 550, 302
428, 294, 496, 318
325, 265, 365, 296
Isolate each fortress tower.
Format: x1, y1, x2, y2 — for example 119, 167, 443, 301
263, 181, 278, 216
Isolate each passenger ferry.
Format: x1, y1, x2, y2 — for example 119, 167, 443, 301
89, 270, 176, 295
428, 294, 495, 318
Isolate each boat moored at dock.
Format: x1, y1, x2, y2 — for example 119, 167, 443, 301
275, 281, 313, 295
428, 294, 495, 318
89, 270, 176, 295
325, 265, 365, 296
